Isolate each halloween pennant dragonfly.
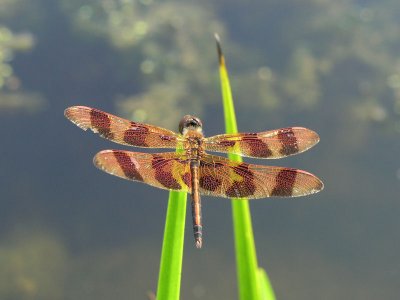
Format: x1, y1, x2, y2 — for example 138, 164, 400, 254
65, 106, 323, 248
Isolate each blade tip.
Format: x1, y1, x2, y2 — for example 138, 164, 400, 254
214, 33, 224, 65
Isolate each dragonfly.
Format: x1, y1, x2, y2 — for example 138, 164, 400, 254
65, 106, 323, 248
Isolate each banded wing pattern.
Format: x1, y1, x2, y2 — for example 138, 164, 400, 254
93, 151, 323, 198
94, 150, 191, 192
204, 127, 319, 158
65, 106, 183, 149
198, 155, 323, 198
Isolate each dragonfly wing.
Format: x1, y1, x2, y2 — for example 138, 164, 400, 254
65, 106, 183, 148
204, 127, 319, 159
198, 154, 323, 199
93, 150, 191, 192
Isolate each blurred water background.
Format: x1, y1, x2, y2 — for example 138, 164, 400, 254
1, 0, 400, 299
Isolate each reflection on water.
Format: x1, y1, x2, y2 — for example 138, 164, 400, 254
0, 228, 66, 299
0, 92, 46, 113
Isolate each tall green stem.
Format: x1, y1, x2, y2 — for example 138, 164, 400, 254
156, 189, 187, 299
215, 34, 276, 300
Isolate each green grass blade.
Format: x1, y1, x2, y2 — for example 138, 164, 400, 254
215, 34, 276, 300
156, 186, 187, 299
258, 268, 277, 300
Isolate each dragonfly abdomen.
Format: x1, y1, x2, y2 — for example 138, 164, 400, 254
190, 160, 203, 248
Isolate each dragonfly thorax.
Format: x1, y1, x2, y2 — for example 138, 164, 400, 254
184, 133, 204, 158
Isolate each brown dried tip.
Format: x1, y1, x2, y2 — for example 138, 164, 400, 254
214, 33, 224, 66
195, 238, 203, 249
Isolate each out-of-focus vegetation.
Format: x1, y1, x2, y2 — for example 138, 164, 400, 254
218, 0, 400, 140
57, 0, 400, 140
61, 0, 225, 125
0, 229, 67, 299
0, 1, 45, 113
2, 0, 400, 127
2, 0, 397, 132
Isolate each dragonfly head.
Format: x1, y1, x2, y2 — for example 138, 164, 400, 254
179, 115, 203, 135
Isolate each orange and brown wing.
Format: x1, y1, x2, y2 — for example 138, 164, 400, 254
204, 127, 319, 159
198, 154, 323, 199
65, 106, 183, 149
93, 150, 191, 192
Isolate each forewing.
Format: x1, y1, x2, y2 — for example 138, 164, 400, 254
93, 150, 191, 192
65, 106, 183, 148
204, 127, 319, 159
198, 154, 323, 199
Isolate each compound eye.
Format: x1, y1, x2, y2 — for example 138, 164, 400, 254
178, 115, 203, 134
191, 117, 202, 128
